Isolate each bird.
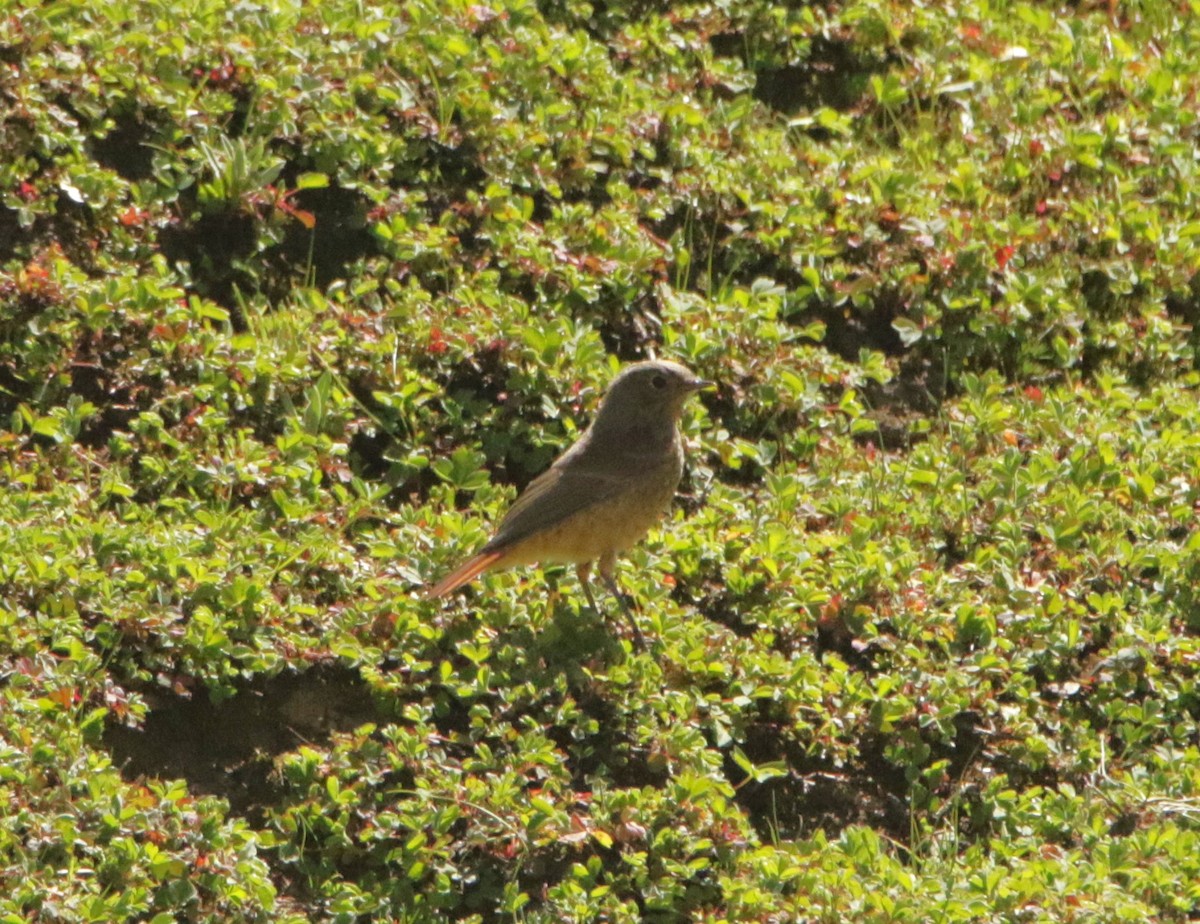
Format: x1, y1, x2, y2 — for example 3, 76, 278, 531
425, 359, 712, 645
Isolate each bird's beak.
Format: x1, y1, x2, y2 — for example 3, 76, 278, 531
688, 378, 716, 392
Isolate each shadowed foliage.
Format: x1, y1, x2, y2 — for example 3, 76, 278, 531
2, 0, 1200, 920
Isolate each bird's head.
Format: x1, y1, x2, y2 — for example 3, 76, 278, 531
594, 360, 713, 427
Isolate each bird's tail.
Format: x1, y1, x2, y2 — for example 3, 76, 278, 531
424, 549, 505, 599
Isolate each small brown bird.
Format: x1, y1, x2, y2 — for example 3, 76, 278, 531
425, 359, 712, 644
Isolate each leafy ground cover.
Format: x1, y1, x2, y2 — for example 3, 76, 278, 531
3, 0, 1200, 920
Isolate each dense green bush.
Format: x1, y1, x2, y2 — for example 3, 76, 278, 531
3, 0, 1200, 920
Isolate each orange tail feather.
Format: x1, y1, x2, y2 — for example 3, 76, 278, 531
424, 549, 505, 599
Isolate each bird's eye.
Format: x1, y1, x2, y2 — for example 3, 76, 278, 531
651, 374, 667, 389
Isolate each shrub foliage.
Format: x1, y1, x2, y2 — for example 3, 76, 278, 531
3, 0, 1200, 920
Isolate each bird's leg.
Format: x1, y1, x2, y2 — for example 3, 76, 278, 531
598, 552, 645, 650
575, 561, 601, 613
544, 568, 562, 617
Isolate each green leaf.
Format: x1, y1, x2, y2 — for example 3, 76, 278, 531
296, 171, 330, 190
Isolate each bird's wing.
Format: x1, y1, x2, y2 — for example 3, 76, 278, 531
486, 461, 629, 551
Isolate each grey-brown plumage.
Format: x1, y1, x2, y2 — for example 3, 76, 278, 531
426, 360, 711, 644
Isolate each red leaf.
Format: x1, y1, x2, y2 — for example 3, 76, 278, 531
49, 686, 77, 708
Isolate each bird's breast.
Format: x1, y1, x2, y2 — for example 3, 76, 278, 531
500, 450, 684, 567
